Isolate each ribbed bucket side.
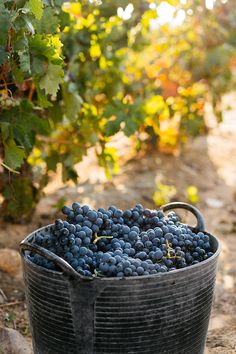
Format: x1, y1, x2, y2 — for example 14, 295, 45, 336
21, 227, 220, 354
93, 254, 219, 354
23, 259, 77, 354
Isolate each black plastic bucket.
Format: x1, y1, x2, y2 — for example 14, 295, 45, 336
20, 203, 220, 354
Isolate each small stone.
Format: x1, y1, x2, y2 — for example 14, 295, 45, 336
0, 327, 33, 354
205, 198, 224, 209
0, 249, 21, 275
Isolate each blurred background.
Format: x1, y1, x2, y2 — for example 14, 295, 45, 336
0, 0, 236, 352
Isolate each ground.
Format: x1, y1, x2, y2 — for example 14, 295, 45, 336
0, 94, 236, 353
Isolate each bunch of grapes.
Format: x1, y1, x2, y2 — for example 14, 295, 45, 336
29, 203, 214, 278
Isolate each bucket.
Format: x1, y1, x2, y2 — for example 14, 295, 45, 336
20, 202, 220, 354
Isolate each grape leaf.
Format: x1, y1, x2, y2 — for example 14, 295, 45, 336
30, 34, 57, 60
105, 115, 123, 136
46, 150, 59, 171
23, 15, 35, 34
62, 83, 82, 122
11, 59, 24, 84
0, 11, 10, 46
28, 0, 44, 20
4, 139, 26, 169
13, 125, 35, 151
19, 49, 31, 73
48, 103, 64, 124
62, 165, 78, 184
39, 63, 64, 96
36, 7, 59, 34
36, 85, 53, 108
123, 119, 138, 137
31, 56, 47, 75
0, 101, 50, 152
0, 46, 8, 64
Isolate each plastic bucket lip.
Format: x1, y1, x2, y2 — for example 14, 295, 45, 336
22, 223, 221, 282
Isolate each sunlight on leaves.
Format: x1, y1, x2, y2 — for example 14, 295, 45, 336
153, 182, 177, 206
186, 185, 199, 204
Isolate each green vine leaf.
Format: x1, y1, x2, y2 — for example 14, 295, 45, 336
3, 139, 26, 170
0, 11, 10, 46
39, 63, 64, 97
36, 7, 59, 34
28, 0, 44, 20
0, 46, 8, 64
62, 82, 83, 122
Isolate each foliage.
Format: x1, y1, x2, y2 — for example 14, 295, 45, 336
186, 186, 199, 204
0, 0, 236, 220
153, 182, 177, 206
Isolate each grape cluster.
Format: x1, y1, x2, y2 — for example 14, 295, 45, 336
29, 203, 214, 278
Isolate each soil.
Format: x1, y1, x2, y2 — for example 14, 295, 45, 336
0, 93, 236, 353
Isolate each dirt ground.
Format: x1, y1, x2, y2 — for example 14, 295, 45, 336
0, 94, 236, 353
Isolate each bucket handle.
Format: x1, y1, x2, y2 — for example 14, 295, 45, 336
20, 241, 80, 279
161, 202, 205, 232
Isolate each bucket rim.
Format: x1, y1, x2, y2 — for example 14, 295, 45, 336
21, 224, 221, 282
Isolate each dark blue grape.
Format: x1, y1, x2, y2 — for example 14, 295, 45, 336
62, 206, 71, 215
75, 238, 82, 247
71, 245, 80, 255
136, 251, 147, 260
82, 205, 90, 214
55, 219, 64, 230
64, 252, 73, 262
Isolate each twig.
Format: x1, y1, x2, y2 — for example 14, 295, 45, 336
28, 82, 35, 101
0, 300, 24, 308
0, 288, 7, 301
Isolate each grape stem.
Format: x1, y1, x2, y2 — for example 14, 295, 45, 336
166, 240, 182, 260
93, 269, 104, 277
93, 234, 113, 244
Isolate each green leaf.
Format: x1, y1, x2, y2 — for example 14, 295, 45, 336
0, 100, 50, 153
0, 46, 8, 64
105, 116, 122, 136
48, 103, 64, 124
46, 150, 59, 171
4, 139, 26, 169
11, 59, 24, 84
39, 63, 64, 96
123, 118, 137, 137
29, 34, 55, 59
36, 7, 59, 34
23, 16, 35, 34
13, 124, 35, 151
32, 56, 47, 76
97, 147, 119, 179
62, 83, 82, 121
19, 49, 31, 73
36, 85, 53, 108
0, 11, 10, 46
0, 122, 11, 140
28, 0, 44, 20
62, 165, 78, 184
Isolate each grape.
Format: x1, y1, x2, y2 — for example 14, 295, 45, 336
137, 266, 144, 275
30, 203, 215, 278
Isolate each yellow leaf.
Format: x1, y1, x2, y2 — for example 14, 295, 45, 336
62, 2, 81, 18
145, 95, 165, 115
153, 182, 177, 206
90, 44, 101, 59
186, 186, 199, 204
